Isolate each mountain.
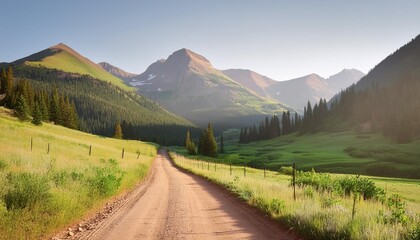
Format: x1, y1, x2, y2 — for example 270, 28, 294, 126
98, 62, 137, 82
130, 48, 290, 128
221, 69, 277, 98
326, 69, 365, 93
2, 44, 198, 145
266, 74, 330, 112
223, 68, 364, 113
8, 43, 132, 91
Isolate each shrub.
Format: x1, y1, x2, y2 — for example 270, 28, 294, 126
278, 166, 294, 175
3, 173, 51, 210
87, 159, 124, 197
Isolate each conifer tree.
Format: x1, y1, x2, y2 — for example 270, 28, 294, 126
39, 93, 49, 121
202, 123, 218, 157
49, 87, 60, 124
31, 101, 43, 125
185, 130, 196, 155
3, 67, 14, 107
113, 122, 123, 139
15, 95, 29, 121
0, 67, 6, 94
68, 101, 79, 129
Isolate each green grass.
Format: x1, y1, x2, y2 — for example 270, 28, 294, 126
0, 107, 157, 239
223, 132, 420, 179
170, 152, 420, 240
26, 50, 133, 91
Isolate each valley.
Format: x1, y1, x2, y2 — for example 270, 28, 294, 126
1, 2, 419, 239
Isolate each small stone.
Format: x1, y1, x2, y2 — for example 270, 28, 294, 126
68, 231, 74, 236
67, 228, 72, 232
78, 227, 84, 232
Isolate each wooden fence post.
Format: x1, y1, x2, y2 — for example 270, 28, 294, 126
137, 152, 140, 159
244, 162, 246, 177
264, 163, 266, 178
31, 137, 33, 152
293, 163, 296, 201
89, 145, 92, 156
122, 148, 125, 159
47, 143, 50, 154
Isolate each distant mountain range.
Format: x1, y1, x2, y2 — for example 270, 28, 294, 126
224, 68, 364, 113
2, 42, 365, 130
98, 48, 363, 125
119, 48, 289, 128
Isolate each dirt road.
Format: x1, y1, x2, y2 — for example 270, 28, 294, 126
81, 149, 296, 240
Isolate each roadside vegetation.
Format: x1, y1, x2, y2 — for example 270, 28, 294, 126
170, 152, 420, 240
0, 107, 157, 239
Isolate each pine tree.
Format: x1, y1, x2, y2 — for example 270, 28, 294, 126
49, 87, 60, 124
68, 101, 79, 129
202, 123, 218, 157
58, 94, 66, 126
185, 130, 196, 155
3, 67, 14, 107
39, 93, 49, 121
15, 95, 29, 121
0, 67, 6, 94
220, 133, 225, 154
31, 101, 43, 125
113, 122, 123, 139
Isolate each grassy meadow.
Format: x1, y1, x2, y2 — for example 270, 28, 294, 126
170, 152, 420, 239
221, 131, 420, 179
0, 107, 157, 239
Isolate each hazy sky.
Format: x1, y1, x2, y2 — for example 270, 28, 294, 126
1, 0, 419, 80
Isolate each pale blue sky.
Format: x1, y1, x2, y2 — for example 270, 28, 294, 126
1, 0, 419, 80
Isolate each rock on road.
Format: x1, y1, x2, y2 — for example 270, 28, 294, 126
83, 149, 297, 240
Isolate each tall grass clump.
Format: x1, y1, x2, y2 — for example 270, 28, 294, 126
170, 152, 420, 240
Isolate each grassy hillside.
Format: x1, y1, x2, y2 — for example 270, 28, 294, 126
0, 107, 157, 239
12, 43, 132, 91
12, 65, 197, 145
224, 132, 420, 179
170, 153, 420, 239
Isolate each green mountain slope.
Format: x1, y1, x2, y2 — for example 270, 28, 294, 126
11, 43, 132, 91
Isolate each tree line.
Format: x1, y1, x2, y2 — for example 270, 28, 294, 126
238, 98, 328, 144
0, 67, 79, 128
240, 76, 419, 144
